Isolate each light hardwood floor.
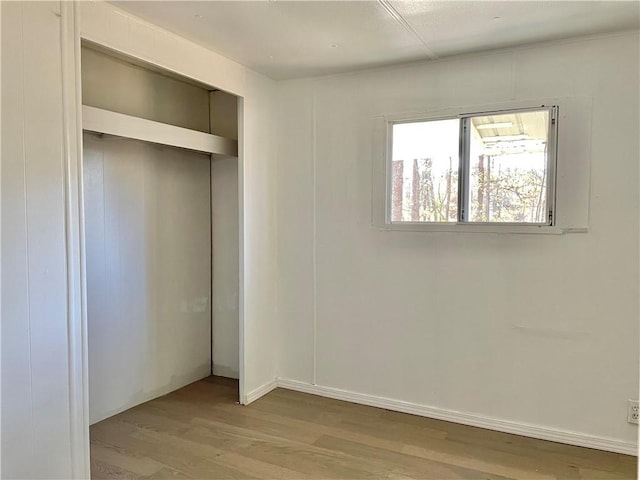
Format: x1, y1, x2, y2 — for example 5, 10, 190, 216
90, 377, 637, 479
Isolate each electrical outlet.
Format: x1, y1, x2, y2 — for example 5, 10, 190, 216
628, 400, 639, 425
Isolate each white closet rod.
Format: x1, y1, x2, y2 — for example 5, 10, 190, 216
82, 105, 238, 157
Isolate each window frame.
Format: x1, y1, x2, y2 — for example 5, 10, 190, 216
384, 105, 559, 231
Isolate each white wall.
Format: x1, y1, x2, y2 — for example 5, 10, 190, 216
1, 2, 75, 477
84, 134, 212, 424
276, 32, 640, 448
240, 69, 279, 394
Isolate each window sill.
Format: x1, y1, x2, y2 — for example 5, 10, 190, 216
376, 223, 588, 235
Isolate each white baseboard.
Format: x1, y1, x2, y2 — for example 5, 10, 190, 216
275, 377, 638, 457
243, 379, 277, 405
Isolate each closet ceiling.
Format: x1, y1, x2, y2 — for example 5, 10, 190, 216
111, 1, 640, 80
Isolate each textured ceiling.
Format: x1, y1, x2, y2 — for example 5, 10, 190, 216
111, 1, 640, 80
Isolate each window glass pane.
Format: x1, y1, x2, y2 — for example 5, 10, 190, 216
468, 110, 550, 223
391, 119, 459, 222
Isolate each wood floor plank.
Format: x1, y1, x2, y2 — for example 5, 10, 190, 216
143, 468, 192, 479
92, 419, 252, 479
179, 423, 386, 479
136, 424, 319, 479
313, 434, 515, 480
90, 441, 165, 477
90, 376, 638, 479
190, 400, 532, 478
91, 458, 140, 480
382, 409, 631, 470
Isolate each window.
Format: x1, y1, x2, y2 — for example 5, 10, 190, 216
387, 106, 557, 226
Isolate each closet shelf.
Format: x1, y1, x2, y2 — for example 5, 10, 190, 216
82, 105, 238, 157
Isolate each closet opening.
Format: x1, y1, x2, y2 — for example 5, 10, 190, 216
80, 42, 241, 437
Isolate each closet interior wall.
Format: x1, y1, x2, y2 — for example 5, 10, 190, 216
82, 46, 239, 424
210, 91, 240, 379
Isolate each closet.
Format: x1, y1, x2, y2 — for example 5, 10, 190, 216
81, 44, 240, 424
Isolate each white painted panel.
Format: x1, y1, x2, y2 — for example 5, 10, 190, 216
211, 157, 240, 379
1, 3, 36, 476
274, 81, 316, 382
240, 69, 279, 397
1, 1, 74, 477
84, 133, 212, 424
22, 3, 74, 475
276, 32, 639, 448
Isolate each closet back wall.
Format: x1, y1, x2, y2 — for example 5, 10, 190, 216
82, 47, 210, 131
82, 48, 213, 424
85, 135, 211, 424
